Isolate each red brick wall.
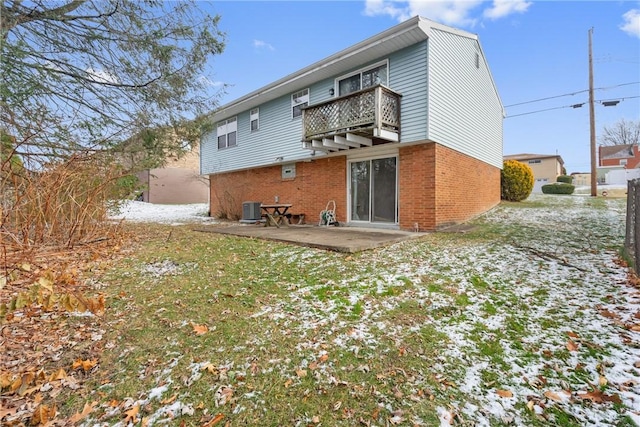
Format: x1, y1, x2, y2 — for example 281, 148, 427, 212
209, 157, 347, 222
397, 143, 499, 230
210, 143, 500, 230
432, 144, 500, 228
398, 144, 436, 230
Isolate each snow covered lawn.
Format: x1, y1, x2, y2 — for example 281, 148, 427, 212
87, 194, 638, 426
108, 200, 215, 225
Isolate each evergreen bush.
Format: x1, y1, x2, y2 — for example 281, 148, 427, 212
557, 175, 573, 184
542, 183, 575, 195
501, 160, 534, 202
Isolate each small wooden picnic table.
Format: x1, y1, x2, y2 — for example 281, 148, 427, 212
260, 203, 292, 228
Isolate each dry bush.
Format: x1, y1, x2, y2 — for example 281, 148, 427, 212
211, 174, 248, 220
1, 154, 131, 260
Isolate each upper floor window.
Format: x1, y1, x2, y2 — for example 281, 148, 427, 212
528, 159, 541, 164
250, 108, 259, 132
292, 89, 309, 119
337, 61, 388, 96
217, 117, 237, 149
620, 159, 628, 166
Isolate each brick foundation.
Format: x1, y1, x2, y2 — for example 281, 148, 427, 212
209, 143, 500, 230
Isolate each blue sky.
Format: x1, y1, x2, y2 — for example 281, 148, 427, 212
202, 1, 640, 174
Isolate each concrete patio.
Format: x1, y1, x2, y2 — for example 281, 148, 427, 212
194, 224, 426, 253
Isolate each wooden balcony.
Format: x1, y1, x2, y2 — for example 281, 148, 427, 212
301, 85, 401, 152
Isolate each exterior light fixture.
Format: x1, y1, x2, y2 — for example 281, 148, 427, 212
329, 88, 334, 96
275, 156, 284, 162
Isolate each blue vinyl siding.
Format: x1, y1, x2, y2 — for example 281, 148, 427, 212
426, 28, 503, 168
388, 41, 428, 143
201, 34, 501, 175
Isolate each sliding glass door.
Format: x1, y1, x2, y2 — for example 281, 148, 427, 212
349, 157, 397, 224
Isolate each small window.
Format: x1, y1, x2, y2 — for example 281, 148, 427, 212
620, 159, 628, 166
217, 117, 237, 149
292, 89, 309, 119
250, 108, 259, 132
337, 61, 388, 96
528, 159, 541, 164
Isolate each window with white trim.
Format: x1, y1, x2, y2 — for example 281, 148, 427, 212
292, 89, 309, 119
217, 117, 237, 149
337, 61, 388, 96
620, 159, 628, 166
250, 108, 259, 132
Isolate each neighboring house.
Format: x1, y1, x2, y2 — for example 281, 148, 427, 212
137, 144, 209, 204
599, 144, 640, 169
503, 153, 564, 193
201, 16, 504, 231
570, 172, 591, 187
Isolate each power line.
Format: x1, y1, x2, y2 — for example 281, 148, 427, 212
505, 95, 640, 118
504, 81, 640, 108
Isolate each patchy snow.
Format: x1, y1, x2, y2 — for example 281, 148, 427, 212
85, 194, 639, 426
108, 200, 216, 225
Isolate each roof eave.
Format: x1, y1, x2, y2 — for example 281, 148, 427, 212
209, 16, 433, 122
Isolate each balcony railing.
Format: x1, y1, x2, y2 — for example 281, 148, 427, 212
301, 85, 401, 152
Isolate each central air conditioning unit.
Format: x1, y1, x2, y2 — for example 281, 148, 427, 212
241, 201, 262, 222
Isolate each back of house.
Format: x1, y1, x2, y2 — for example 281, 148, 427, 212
201, 16, 504, 231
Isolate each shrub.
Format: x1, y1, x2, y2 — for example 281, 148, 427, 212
542, 183, 575, 195
557, 175, 573, 184
501, 160, 534, 202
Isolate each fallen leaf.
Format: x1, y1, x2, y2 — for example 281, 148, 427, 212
577, 390, 621, 404
161, 394, 177, 404
296, 369, 307, 378
526, 400, 535, 411
311, 415, 320, 423
599, 309, 619, 319
31, 404, 57, 425
284, 379, 293, 388
566, 340, 579, 352
543, 390, 567, 402
69, 401, 97, 423
202, 413, 225, 426
214, 386, 233, 406
73, 359, 98, 372
49, 368, 67, 381
496, 389, 513, 398
124, 404, 139, 424
191, 322, 208, 335
566, 331, 579, 338
599, 375, 608, 387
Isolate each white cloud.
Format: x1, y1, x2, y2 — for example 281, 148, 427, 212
483, 0, 531, 20
197, 76, 224, 87
620, 9, 640, 38
364, 0, 412, 22
363, 0, 531, 27
253, 39, 275, 51
86, 67, 118, 84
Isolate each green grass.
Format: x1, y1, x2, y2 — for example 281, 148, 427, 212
31, 195, 636, 426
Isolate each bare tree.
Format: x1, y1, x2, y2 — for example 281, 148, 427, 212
599, 118, 640, 146
1, 0, 226, 168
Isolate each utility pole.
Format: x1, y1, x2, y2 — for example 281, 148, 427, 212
589, 27, 597, 197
